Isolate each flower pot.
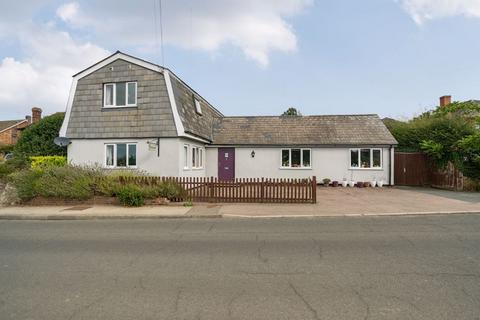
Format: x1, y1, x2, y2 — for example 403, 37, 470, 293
356, 182, 364, 188
377, 180, 384, 187
332, 181, 339, 187
348, 181, 355, 187
341, 181, 348, 187
370, 181, 377, 187
363, 182, 370, 188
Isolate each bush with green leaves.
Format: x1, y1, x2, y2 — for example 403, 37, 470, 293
35, 166, 98, 200
30, 156, 67, 169
14, 113, 66, 157
116, 184, 145, 207
0, 155, 29, 181
9, 166, 101, 201
457, 132, 480, 179
9, 170, 43, 201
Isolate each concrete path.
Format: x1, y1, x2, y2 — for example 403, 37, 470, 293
0, 187, 478, 220
0, 205, 218, 220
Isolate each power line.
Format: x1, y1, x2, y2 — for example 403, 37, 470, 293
153, 0, 159, 61
158, 0, 165, 67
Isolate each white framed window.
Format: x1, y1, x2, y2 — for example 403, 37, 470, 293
103, 82, 137, 108
191, 146, 204, 169
105, 143, 137, 168
350, 148, 382, 169
193, 96, 202, 115
280, 148, 311, 169
183, 145, 189, 169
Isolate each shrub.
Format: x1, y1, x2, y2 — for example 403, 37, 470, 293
117, 184, 145, 207
9, 170, 43, 201
0, 156, 30, 181
322, 178, 331, 186
15, 113, 66, 157
30, 156, 67, 169
9, 166, 101, 202
158, 181, 185, 200
35, 166, 98, 200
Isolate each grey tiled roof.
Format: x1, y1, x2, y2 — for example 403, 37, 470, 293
170, 75, 223, 141
212, 115, 398, 146
0, 120, 24, 132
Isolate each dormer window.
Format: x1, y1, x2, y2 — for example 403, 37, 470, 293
193, 95, 202, 115
104, 82, 137, 108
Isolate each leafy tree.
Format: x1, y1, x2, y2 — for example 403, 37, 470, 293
282, 107, 301, 116
457, 132, 480, 179
14, 113, 66, 157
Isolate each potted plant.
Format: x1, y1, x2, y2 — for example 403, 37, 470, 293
322, 178, 331, 187
356, 182, 364, 188
348, 180, 355, 187
370, 179, 377, 187
363, 182, 371, 188
341, 178, 348, 187
377, 179, 384, 187
332, 181, 339, 187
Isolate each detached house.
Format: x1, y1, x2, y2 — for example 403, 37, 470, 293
60, 52, 397, 184
0, 107, 42, 146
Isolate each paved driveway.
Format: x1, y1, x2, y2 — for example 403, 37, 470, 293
218, 187, 480, 217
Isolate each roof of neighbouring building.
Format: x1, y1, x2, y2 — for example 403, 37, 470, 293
0, 119, 26, 133
211, 114, 398, 146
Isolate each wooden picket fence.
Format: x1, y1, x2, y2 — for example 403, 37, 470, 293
116, 176, 317, 204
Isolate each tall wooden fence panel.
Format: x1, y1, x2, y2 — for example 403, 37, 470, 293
115, 176, 317, 204
394, 152, 430, 186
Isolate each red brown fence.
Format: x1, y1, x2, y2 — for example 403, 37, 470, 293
117, 176, 317, 204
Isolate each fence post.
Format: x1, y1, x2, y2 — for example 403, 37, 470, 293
261, 178, 265, 203
312, 176, 317, 204
209, 177, 214, 203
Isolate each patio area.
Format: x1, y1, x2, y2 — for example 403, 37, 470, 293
218, 186, 480, 217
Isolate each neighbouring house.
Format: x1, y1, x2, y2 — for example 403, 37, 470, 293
59, 52, 397, 184
0, 107, 42, 146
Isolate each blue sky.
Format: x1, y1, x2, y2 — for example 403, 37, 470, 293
0, 0, 479, 120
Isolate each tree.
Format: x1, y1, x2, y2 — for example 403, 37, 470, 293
14, 113, 66, 157
282, 107, 301, 116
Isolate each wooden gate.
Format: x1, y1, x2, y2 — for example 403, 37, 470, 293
394, 152, 430, 186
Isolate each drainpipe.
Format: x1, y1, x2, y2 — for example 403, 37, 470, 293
389, 145, 394, 186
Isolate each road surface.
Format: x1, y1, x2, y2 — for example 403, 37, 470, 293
1, 215, 480, 319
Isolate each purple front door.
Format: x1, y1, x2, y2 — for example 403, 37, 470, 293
218, 148, 235, 181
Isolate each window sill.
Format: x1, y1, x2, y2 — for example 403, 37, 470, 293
349, 167, 383, 171
279, 167, 312, 170
105, 166, 138, 169
192, 167, 204, 171
102, 105, 138, 110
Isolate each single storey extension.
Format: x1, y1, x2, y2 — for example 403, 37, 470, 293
59, 51, 397, 184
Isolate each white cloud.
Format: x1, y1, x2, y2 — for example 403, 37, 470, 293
60, 0, 313, 66
398, 0, 480, 24
0, 23, 109, 117
56, 2, 79, 22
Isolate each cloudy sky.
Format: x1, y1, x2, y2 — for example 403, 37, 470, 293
1, 0, 480, 120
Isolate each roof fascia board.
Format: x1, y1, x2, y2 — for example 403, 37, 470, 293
74, 52, 163, 80
164, 70, 185, 137
0, 120, 28, 134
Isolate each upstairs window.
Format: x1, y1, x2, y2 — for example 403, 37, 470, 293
104, 82, 137, 107
350, 148, 382, 169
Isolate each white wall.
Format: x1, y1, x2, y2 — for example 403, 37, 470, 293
179, 138, 207, 177
68, 138, 207, 177
205, 147, 394, 185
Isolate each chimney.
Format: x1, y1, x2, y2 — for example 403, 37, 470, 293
439, 95, 452, 107
25, 115, 32, 123
31, 107, 42, 123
